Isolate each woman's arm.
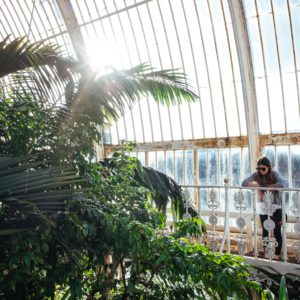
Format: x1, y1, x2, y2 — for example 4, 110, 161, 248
241, 173, 258, 187
269, 171, 288, 188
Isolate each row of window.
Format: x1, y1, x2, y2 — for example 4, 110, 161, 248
129, 145, 300, 188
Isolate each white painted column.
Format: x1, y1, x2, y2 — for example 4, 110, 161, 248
228, 0, 260, 171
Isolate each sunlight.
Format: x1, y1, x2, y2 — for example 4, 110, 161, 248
86, 41, 121, 73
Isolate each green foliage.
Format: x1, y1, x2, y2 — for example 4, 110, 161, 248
279, 276, 288, 300
0, 37, 263, 299
254, 265, 299, 299
117, 236, 260, 300
100, 148, 197, 219
173, 217, 206, 239
0, 96, 58, 156
0, 150, 262, 299
0, 36, 73, 101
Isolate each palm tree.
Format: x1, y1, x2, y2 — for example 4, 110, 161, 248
0, 153, 82, 235
0, 37, 200, 298
0, 36, 197, 117
0, 36, 197, 158
0, 36, 198, 230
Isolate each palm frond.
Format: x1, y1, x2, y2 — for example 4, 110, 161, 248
253, 265, 300, 298
0, 36, 74, 102
67, 63, 198, 124
0, 154, 82, 214
135, 164, 197, 219
100, 155, 197, 219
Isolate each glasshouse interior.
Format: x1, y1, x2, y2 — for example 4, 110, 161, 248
1, 0, 300, 299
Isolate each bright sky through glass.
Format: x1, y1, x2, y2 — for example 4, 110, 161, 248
1, 0, 299, 144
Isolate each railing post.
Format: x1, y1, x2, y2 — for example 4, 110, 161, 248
282, 191, 288, 262
253, 190, 258, 259
224, 178, 230, 253
220, 179, 231, 253
198, 187, 203, 245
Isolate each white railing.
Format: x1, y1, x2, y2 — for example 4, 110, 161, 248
181, 181, 300, 263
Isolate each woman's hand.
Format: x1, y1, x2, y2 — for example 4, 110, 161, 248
248, 181, 264, 200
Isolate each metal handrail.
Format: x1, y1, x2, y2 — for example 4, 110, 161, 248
180, 182, 300, 263
181, 184, 300, 192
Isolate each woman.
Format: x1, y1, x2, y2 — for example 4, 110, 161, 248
242, 157, 287, 260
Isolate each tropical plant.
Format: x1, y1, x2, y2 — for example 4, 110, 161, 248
100, 149, 198, 219
0, 36, 73, 102
0, 149, 262, 299
55, 151, 261, 299
0, 36, 263, 299
0, 36, 198, 167
253, 265, 300, 300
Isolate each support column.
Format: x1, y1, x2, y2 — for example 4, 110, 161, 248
56, 0, 86, 60
228, 0, 259, 172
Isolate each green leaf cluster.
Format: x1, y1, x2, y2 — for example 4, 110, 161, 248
0, 37, 264, 299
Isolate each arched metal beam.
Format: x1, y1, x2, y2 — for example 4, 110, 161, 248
228, 0, 259, 172
56, 0, 86, 60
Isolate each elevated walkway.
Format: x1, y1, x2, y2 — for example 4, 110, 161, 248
179, 183, 300, 276
245, 256, 300, 276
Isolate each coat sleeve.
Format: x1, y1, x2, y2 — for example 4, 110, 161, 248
273, 171, 288, 188
241, 172, 257, 187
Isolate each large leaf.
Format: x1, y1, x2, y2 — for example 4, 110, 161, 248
65, 63, 198, 124
100, 154, 197, 219
0, 36, 74, 102
0, 154, 82, 215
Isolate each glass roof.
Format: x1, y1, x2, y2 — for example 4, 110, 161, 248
243, 0, 300, 134
1, 0, 299, 144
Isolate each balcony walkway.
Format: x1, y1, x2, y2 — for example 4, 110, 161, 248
244, 256, 300, 276
179, 183, 300, 276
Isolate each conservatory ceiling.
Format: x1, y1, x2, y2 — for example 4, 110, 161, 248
1, 0, 300, 145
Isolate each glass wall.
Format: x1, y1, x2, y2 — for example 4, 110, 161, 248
129, 145, 300, 215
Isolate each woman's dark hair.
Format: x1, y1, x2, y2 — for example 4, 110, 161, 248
256, 156, 275, 186
257, 156, 271, 169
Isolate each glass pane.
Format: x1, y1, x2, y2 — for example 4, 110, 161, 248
159, 105, 172, 141
210, 82, 227, 137
267, 75, 285, 133
263, 146, 275, 167
137, 152, 145, 166
157, 151, 165, 173
276, 146, 289, 184
219, 148, 229, 184
175, 150, 184, 185
140, 98, 153, 143
242, 148, 250, 178
169, 106, 182, 140
148, 151, 156, 169
190, 101, 204, 139
291, 1, 300, 71
180, 103, 193, 140
166, 151, 174, 179
223, 82, 240, 136
246, 18, 265, 78
149, 99, 162, 142
185, 150, 194, 185
198, 149, 207, 185
131, 101, 144, 143
116, 117, 126, 141
110, 122, 119, 144
231, 148, 241, 186
274, 3, 294, 74
208, 149, 218, 185
260, 13, 279, 75
123, 108, 135, 141
255, 78, 271, 134
282, 74, 300, 132
199, 189, 208, 210
291, 145, 300, 188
